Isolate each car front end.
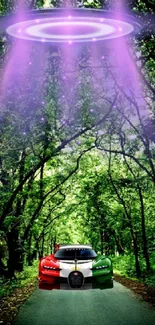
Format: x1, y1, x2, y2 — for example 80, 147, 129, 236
39, 244, 113, 290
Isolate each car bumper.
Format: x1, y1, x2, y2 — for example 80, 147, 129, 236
39, 273, 113, 290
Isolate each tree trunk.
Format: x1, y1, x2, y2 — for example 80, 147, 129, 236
7, 230, 23, 278
41, 234, 45, 257
108, 170, 141, 277
132, 234, 141, 277
27, 234, 33, 266
100, 230, 104, 255
127, 214, 141, 277
138, 186, 151, 272
114, 234, 125, 255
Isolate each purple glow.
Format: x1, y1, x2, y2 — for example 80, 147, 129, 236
6, 16, 134, 43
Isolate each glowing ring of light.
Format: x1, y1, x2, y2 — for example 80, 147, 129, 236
0, 9, 142, 43
26, 20, 114, 40
6, 16, 135, 43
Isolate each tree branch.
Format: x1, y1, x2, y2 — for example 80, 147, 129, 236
0, 97, 116, 228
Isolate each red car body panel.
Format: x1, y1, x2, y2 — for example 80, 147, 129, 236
39, 254, 60, 284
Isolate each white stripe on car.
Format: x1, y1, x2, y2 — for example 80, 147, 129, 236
60, 260, 93, 278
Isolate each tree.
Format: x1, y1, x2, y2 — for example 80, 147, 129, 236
0, 0, 154, 281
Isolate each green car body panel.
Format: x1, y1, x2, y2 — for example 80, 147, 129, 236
92, 255, 113, 285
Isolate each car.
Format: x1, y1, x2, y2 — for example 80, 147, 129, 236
39, 244, 113, 290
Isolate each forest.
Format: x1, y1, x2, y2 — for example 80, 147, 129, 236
0, 0, 155, 295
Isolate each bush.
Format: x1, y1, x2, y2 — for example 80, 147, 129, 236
112, 254, 155, 287
112, 255, 138, 278
0, 260, 38, 298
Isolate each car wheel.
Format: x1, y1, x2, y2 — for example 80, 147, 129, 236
106, 279, 114, 288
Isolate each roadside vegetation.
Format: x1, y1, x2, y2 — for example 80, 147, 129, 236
0, 260, 38, 298
113, 255, 155, 287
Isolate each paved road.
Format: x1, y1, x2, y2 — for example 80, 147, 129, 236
13, 281, 155, 325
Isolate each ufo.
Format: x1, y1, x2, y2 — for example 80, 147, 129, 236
0, 8, 142, 43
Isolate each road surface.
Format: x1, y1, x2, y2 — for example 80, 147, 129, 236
12, 281, 155, 325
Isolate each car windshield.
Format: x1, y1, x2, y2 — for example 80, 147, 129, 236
54, 248, 97, 260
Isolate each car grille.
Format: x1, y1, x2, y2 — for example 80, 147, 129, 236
68, 271, 84, 289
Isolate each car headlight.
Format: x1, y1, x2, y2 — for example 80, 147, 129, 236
43, 266, 60, 270
93, 265, 109, 270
